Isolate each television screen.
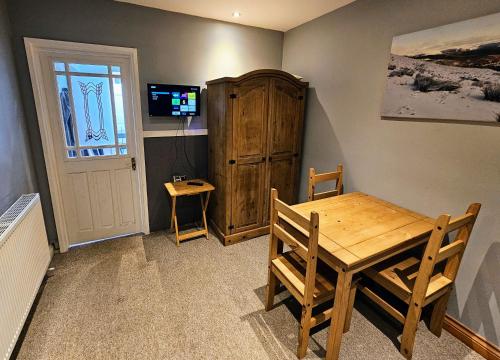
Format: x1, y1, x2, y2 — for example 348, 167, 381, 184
147, 84, 200, 117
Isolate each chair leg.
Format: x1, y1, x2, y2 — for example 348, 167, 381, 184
277, 239, 284, 255
400, 305, 423, 360
265, 271, 278, 311
429, 289, 451, 337
297, 306, 313, 359
343, 284, 357, 333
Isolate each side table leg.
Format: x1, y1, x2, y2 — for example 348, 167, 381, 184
200, 192, 211, 239
174, 215, 180, 247
170, 196, 176, 232
171, 196, 180, 247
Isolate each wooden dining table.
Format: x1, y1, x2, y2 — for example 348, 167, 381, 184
289, 192, 436, 360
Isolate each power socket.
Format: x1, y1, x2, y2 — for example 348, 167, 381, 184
173, 175, 187, 182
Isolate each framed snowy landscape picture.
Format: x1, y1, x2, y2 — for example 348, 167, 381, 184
382, 12, 500, 123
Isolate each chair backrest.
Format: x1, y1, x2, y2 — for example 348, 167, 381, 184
307, 164, 344, 201
410, 203, 481, 303
270, 188, 320, 306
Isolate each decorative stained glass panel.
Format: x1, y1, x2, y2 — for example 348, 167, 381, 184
70, 75, 116, 147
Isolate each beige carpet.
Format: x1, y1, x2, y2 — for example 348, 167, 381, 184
15, 231, 483, 360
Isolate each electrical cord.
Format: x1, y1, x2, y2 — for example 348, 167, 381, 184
170, 117, 198, 226
171, 117, 198, 179
182, 119, 197, 177
170, 117, 183, 177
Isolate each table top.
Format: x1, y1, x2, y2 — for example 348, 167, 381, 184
164, 179, 215, 197
291, 192, 435, 272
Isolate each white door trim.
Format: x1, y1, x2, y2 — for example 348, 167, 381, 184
25, 37, 150, 252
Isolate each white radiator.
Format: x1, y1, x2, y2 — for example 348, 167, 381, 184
0, 194, 51, 360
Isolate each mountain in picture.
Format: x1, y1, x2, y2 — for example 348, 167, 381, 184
382, 12, 500, 123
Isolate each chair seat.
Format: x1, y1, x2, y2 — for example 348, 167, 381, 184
363, 256, 453, 305
271, 251, 336, 305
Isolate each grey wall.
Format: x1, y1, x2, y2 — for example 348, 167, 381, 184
283, 0, 500, 346
0, 0, 36, 214
6, 0, 283, 243
145, 136, 208, 232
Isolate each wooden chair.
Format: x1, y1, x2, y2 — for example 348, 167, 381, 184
359, 203, 481, 359
307, 164, 344, 201
265, 188, 357, 359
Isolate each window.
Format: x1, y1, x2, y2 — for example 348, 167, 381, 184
53, 62, 128, 159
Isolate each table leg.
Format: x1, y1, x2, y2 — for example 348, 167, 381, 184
170, 196, 177, 232
325, 270, 353, 360
200, 192, 211, 239
171, 196, 180, 247
174, 215, 180, 247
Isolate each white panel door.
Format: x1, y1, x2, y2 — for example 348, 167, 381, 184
42, 55, 143, 246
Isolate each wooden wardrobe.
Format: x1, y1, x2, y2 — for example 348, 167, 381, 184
206, 69, 308, 245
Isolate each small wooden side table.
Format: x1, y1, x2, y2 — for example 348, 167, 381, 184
164, 179, 215, 246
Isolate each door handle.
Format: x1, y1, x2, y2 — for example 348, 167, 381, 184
131, 157, 136, 171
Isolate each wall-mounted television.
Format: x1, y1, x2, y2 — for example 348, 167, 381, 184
147, 84, 200, 117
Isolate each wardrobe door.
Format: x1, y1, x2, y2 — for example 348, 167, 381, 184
230, 78, 269, 233
265, 78, 304, 221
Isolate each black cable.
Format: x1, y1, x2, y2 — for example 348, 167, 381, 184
168, 117, 201, 227
170, 117, 183, 177
182, 119, 197, 178
180, 118, 197, 225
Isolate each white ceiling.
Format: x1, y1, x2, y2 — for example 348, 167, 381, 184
116, 0, 356, 31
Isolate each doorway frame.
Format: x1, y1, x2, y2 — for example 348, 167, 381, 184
25, 38, 149, 252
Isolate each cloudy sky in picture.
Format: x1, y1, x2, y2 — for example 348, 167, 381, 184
392, 12, 500, 56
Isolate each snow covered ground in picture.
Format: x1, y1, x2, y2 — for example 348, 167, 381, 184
382, 12, 500, 123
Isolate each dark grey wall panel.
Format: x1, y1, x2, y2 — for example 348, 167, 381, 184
144, 135, 208, 232
0, 0, 36, 215
5, 0, 283, 245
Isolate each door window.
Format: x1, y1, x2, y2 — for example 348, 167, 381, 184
53, 62, 128, 158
